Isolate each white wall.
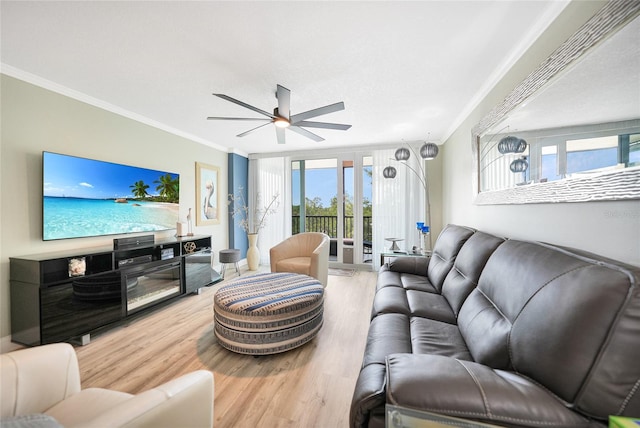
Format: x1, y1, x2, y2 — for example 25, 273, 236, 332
0, 75, 229, 347
441, 0, 640, 267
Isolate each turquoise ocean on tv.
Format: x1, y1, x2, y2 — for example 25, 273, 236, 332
44, 197, 178, 240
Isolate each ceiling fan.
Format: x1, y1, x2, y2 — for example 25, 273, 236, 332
207, 84, 351, 144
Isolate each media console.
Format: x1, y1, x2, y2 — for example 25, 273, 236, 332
9, 235, 221, 346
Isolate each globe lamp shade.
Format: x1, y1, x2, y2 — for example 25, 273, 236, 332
420, 142, 439, 159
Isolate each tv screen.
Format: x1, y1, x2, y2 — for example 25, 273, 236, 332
43, 151, 180, 241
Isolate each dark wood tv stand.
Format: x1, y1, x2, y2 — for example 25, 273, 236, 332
9, 235, 221, 346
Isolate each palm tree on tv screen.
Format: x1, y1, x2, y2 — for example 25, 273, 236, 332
129, 180, 150, 200
154, 173, 179, 203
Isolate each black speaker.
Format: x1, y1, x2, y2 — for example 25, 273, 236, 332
113, 235, 154, 250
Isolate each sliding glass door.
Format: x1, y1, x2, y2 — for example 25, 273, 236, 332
291, 153, 372, 266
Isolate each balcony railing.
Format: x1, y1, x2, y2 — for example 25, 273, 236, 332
292, 215, 372, 242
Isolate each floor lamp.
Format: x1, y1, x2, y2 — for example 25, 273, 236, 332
383, 140, 439, 251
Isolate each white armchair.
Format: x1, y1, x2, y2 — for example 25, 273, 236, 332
0, 343, 214, 428
270, 232, 330, 287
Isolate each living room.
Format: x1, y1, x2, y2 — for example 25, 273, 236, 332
1, 1, 639, 427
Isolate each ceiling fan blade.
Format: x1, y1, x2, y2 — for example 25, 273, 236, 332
213, 93, 276, 119
289, 126, 324, 142
237, 122, 272, 137
292, 121, 352, 130
276, 127, 286, 144
290, 101, 345, 123
276, 85, 290, 120
207, 117, 272, 121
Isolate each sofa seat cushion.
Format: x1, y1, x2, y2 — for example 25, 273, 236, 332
386, 354, 595, 427
371, 287, 410, 318
410, 318, 472, 359
406, 291, 456, 324
377, 268, 438, 294
372, 288, 458, 324
45, 388, 132, 427
273, 257, 311, 276
362, 314, 412, 367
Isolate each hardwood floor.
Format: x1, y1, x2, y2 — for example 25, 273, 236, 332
74, 267, 377, 428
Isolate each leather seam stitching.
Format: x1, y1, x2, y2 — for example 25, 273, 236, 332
619, 377, 640, 414
458, 360, 492, 418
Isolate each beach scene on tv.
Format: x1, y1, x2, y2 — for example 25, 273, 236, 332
43, 152, 179, 241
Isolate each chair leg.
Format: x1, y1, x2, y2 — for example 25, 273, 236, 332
234, 262, 241, 276
220, 263, 227, 279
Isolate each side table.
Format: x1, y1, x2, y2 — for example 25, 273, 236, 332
380, 250, 430, 267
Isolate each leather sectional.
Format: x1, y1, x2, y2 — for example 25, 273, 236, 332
351, 224, 640, 427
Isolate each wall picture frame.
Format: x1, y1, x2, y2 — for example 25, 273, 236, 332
195, 162, 220, 226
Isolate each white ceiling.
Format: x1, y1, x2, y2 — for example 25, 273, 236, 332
1, 1, 569, 155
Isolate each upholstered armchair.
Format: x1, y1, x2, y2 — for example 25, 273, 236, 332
270, 232, 330, 287
0, 343, 214, 428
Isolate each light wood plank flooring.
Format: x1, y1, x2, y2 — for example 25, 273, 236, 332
74, 267, 377, 428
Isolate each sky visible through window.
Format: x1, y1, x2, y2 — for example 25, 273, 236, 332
292, 165, 372, 208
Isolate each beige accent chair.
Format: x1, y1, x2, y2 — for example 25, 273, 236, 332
270, 232, 330, 287
0, 343, 214, 428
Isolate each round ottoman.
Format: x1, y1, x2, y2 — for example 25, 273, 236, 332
214, 272, 324, 355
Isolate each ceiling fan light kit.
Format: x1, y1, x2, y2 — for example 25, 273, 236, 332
207, 84, 351, 144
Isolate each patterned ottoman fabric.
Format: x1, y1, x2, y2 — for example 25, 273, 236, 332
214, 272, 324, 355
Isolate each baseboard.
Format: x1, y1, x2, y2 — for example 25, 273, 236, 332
1, 335, 23, 353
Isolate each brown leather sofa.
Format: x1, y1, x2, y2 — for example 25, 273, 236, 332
351, 224, 640, 427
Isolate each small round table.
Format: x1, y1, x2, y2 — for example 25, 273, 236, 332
219, 249, 241, 279
213, 272, 324, 355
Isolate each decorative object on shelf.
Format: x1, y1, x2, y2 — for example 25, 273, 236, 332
383, 138, 439, 249
510, 157, 529, 173
385, 238, 404, 252
195, 162, 220, 226
175, 222, 186, 237
183, 241, 197, 254
421, 225, 431, 253
497, 136, 527, 154
415, 222, 425, 252
186, 208, 194, 236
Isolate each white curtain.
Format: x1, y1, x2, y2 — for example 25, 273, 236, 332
372, 145, 426, 269
249, 156, 291, 266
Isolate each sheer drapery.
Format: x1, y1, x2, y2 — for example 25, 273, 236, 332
249, 156, 291, 266
372, 145, 426, 269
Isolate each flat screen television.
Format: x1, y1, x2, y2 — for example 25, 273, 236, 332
43, 151, 180, 241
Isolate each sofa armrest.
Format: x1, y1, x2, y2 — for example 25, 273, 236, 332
269, 239, 290, 272
80, 370, 214, 428
387, 256, 429, 276
1, 344, 81, 418
310, 237, 329, 287
350, 364, 387, 428
386, 354, 594, 427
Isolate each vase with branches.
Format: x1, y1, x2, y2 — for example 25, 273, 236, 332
228, 187, 280, 234
228, 187, 279, 270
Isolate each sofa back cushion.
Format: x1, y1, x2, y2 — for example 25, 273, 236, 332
440, 231, 505, 316
427, 225, 475, 293
457, 240, 640, 418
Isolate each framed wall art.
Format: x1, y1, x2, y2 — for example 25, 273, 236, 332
195, 162, 220, 225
